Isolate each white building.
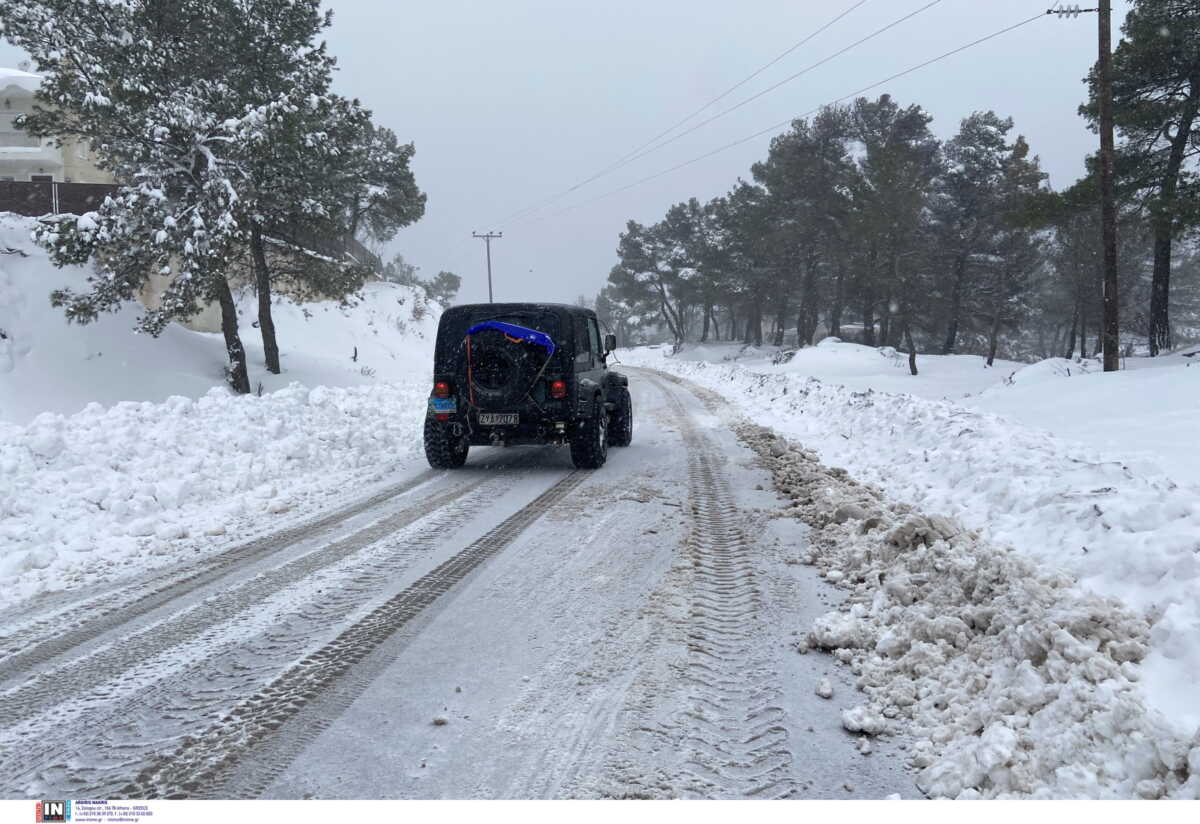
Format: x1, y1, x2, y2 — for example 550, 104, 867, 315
0, 66, 113, 184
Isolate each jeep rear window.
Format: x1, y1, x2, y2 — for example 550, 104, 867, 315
435, 308, 564, 373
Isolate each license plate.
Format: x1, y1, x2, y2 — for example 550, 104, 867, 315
479, 413, 518, 426
429, 398, 457, 414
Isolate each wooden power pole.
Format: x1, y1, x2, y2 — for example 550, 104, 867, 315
472, 231, 502, 303
1048, 3, 1120, 372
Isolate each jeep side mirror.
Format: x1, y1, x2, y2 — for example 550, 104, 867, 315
604, 333, 616, 353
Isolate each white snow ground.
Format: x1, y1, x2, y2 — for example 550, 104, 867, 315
621, 341, 1200, 794
0, 213, 438, 608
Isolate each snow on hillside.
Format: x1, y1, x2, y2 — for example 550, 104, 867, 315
668, 338, 1025, 401
0, 213, 437, 423
973, 353, 1200, 487
0, 213, 440, 607
653, 339, 1200, 486
623, 342, 1200, 739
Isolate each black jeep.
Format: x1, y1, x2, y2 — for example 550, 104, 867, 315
424, 302, 632, 469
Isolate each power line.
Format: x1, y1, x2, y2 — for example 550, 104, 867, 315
487, 0, 873, 229
586, 0, 947, 181
521, 7, 1053, 226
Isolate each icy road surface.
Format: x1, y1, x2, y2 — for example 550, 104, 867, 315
0, 370, 915, 799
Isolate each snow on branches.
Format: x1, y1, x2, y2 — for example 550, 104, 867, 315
0, 0, 426, 391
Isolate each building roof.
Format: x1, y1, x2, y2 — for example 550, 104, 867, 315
0, 67, 42, 93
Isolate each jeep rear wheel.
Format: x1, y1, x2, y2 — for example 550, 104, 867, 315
608, 388, 632, 447
570, 401, 608, 469
424, 417, 469, 469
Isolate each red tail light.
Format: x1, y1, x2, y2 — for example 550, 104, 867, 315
549, 379, 567, 399
434, 381, 451, 398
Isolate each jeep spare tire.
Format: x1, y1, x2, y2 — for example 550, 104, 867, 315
463, 329, 544, 409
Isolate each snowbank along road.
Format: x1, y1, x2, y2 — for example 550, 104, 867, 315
0, 369, 915, 799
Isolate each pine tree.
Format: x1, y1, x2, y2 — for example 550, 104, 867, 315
611, 221, 689, 345
847, 95, 942, 349
1085, 0, 1200, 354
217, 4, 424, 374
0, 0, 264, 392
343, 123, 426, 245
930, 111, 1013, 354
983, 136, 1049, 366
752, 106, 855, 346
424, 271, 462, 308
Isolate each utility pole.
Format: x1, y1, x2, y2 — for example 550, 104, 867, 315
1048, 4, 1119, 372
472, 231, 502, 303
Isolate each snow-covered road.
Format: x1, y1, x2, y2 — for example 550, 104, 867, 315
0, 370, 914, 799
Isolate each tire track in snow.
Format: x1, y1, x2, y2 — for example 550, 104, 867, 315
0, 473, 497, 730
653, 374, 796, 799
0, 469, 443, 682
0, 482, 497, 798
0, 446, 549, 679
115, 468, 589, 799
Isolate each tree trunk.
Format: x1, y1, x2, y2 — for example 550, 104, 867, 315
862, 299, 875, 347
1149, 214, 1174, 355
1079, 291, 1089, 358
798, 257, 819, 347
1065, 304, 1079, 359
1148, 86, 1199, 355
773, 295, 788, 347
216, 277, 251, 394
942, 254, 968, 354
701, 300, 711, 343
829, 262, 846, 338
250, 225, 280, 374
710, 306, 721, 341
986, 290, 1004, 367
903, 320, 918, 376
656, 283, 684, 344
753, 301, 763, 347
986, 315, 1001, 367
659, 299, 681, 344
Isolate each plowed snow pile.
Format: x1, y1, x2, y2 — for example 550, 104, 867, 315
0, 381, 428, 609
631, 357, 1200, 799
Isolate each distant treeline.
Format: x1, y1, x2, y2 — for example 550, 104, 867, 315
595, 1, 1200, 364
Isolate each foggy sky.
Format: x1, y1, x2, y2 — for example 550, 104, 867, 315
1, 0, 1135, 306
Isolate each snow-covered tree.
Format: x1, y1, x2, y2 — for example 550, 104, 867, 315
1, 0, 427, 386
0, 0, 276, 391
343, 123, 426, 245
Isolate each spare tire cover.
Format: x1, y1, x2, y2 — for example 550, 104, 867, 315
461, 328, 545, 409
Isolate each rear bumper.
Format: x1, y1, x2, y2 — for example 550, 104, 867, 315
427, 398, 573, 446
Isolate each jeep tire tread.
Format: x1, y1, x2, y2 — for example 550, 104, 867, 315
570, 400, 608, 469
608, 388, 633, 447
424, 417, 469, 469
